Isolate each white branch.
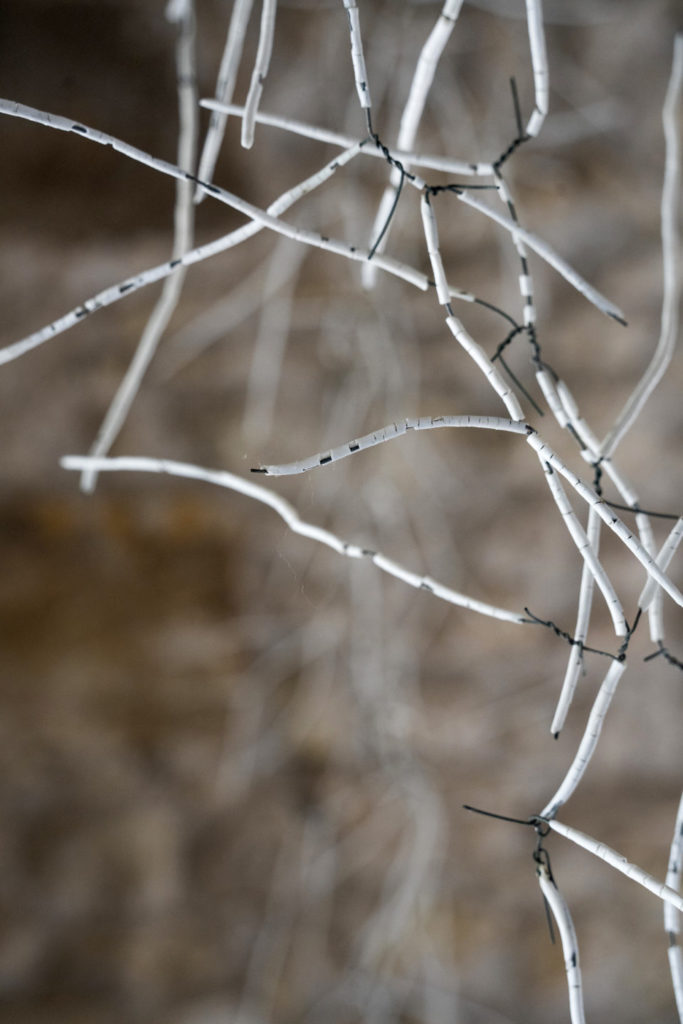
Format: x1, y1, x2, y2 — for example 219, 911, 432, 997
455, 188, 626, 323
252, 415, 529, 475
599, 34, 683, 457
537, 461, 626, 636
665, 792, 683, 1023
363, 0, 464, 285
540, 660, 626, 819
548, 818, 683, 914
537, 863, 586, 1024
81, 0, 198, 493
195, 0, 253, 200
526, 432, 683, 606
445, 316, 524, 421
638, 516, 683, 635
199, 100, 494, 176
0, 137, 365, 366
342, 0, 371, 110
241, 0, 277, 149
524, 0, 549, 138
551, 508, 600, 737
60, 455, 528, 625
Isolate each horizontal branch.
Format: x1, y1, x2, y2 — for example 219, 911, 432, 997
60, 454, 528, 625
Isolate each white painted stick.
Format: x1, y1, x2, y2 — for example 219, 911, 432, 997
81, 0, 198, 494
536, 863, 586, 1024
526, 432, 683, 607
445, 317, 524, 421
551, 507, 600, 737
524, 0, 549, 138
397, 0, 464, 156
199, 100, 494, 176
599, 34, 682, 457
540, 660, 626, 819
665, 792, 683, 935
0, 102, 431, 292
455, 188, 627, 323
60, 455, 528, 625
0, 137, 365, 366
494, 174, 538, 332
557, 378, 663, 645
665, 792, 683, 1022
362, 0, 464, 286
252, 415, 529, 475
538, 460, 627, 636
537, 368, 569, 428
639, 517, 683, 616
547, 818, 683, 914
671, 946, 683, 1024
420, 195, 451, 305
241, 0, 277, 149
195, 0, 253, 200
342, 0, 371, 110
556, 378, 602, 456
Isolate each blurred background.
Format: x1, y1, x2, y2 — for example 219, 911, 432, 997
0, 1, 682, 1021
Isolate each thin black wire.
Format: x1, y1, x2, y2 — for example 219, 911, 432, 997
368, 165, 405, 260
522, 607, 632, 662
644, 641, 683, 671
493, 76, 530, 172
603, 499, 680, 522
499, 355, 544, 416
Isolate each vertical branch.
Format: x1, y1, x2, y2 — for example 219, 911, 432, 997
665, 792, 683, 1022
241, 0, 278, 149
195, 0, 254, 199
599, 33, 682, 458
540, 660, 626, 820
363, 0, 464, 287
536, 460, 626, 637
524, 0, 549, 138
551, 508, 600, 737
547, 819, 683, 913
80, 0, 198, 493
536, 863, 586, 1024
342, 0, 372, 113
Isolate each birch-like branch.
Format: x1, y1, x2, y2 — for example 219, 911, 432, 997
60, 455, 528, 625
540, 660, 626, 819
251, 415, 530, 475
599, 34, 682, 458
241, 0, 277, 149
195, 0, 253, 199
536, 863, 586, 1024
548, 818, 683, 914
199, 100, 494, 176
363, 0, 464, 286
665, 792, 683, 1022
81, 0, 198, 493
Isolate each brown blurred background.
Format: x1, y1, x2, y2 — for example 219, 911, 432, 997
0, 1, 682, 1022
